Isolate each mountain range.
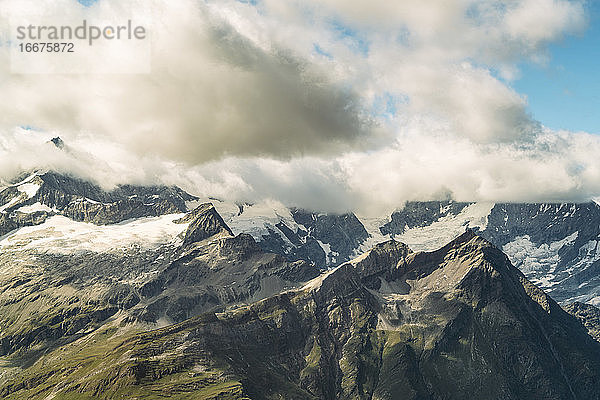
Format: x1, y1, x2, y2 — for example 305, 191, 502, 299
212, 198, 600, 306
1, 168, 600, 399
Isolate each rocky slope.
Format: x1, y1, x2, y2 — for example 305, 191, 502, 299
0, 194, 319, 383
0, 170, 196, 237
133, 204, 318, 324
214, 199, 600, 305
211, 201, 370, 268
564, 302, 600, 342
2, 170, 600, 399
2, 231, 599, 399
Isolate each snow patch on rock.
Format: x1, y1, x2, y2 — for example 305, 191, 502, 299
0, 197, 21, 213
17, 182, 41, 199
0, 214, 187, 254
16, 202, 55, 214
503, 232, 578, 289
390, 202, 495, 252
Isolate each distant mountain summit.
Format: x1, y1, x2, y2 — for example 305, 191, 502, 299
0, 170, 196, 237
49, 136, 65, 149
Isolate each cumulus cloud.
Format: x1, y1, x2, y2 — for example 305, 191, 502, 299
505, 0, 586, 44
340, 127, 600, 215
212, 0, 583, 143
0, 127, 171, 189
2, 124, 600, 216
0, 0, 371, 163
0, 0, 597, 214
175, 125, 600, 216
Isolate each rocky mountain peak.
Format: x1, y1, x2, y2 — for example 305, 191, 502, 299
0, 170, 198, 237
177, 203, 234, 246
299, 231, 600, 399
2, 219, 600, 399
441, 228, 491, 251
304, 231, 506, 302
49, 136, 65, 149
350, 239, 412, 280
386, 230, 497, 290
3, 168, 600, 399
385, 229, 557, 316
220, 198, 600, 306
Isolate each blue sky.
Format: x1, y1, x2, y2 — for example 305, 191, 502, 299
77, 0, 98, 7
513, 2, 600, 134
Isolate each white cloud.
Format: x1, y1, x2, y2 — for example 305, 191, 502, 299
505, 0, 586, 44
0, 0, 370, 163
340, 126, 600, 215
0, 0, 597, 213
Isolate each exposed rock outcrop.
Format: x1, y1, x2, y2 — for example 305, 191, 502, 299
565, 301, 600, 342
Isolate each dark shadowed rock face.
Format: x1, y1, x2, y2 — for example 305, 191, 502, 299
49, 137, 64, 149
479, 202, 600, 304
291, 209, 370, 261
482, 203, 600, 247
5, 232, 599, 399
257, 209, 370, 267
350, 240, 412, 289
565, 302, 600, 342
175, 203, 233, 245
380, 200, 471, 236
